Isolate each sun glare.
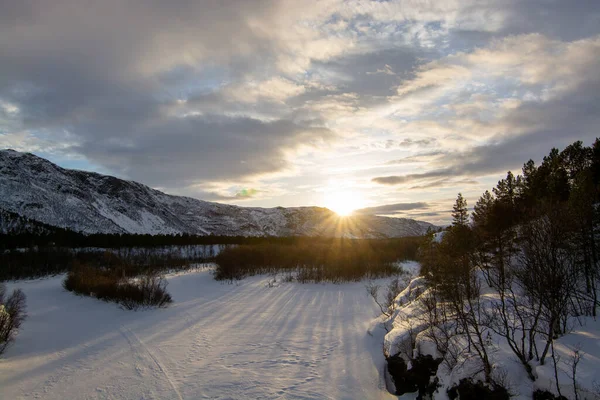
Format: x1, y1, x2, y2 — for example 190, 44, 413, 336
324, 190, 365, 217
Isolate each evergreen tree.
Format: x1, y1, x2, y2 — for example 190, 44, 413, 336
472, 190, 494, 231
493, 171, 519, 207
420, 139, 600, 387
538, 148, 570, 202
519, 159, 539, 213
452, 193, 469, 227
561, 140, 592, 182
591, 138, 600, 193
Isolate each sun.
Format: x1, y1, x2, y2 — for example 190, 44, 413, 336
324, 190, 365, 217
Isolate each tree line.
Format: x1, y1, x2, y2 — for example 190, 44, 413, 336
0, 244, 223, 281
214, 237, 422, 282
0, 224, 413, 249
418, 139, 600, 396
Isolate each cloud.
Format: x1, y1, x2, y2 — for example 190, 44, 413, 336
384, 151, 445, 165
199, 188, 261, 202
369, 32, 600, 192
373, 83, 600, 189
223, 77, 306, 104
396, 138, 437, 148
75, 115, 335, 188
402, 33, 599, 107
1, 0, 600, 223
356, 202, 429, 215
0, 0, 353, 176
409, 178, 479, 190
367, 64, 395, 76
372, 176, 411, 186
235, 188, 260, 199
371, 172, 478, 189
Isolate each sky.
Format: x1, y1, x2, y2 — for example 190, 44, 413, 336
1, 0, 600, 224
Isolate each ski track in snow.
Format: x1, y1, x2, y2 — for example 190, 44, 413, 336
119, 327, 184, 400
0, 271, 394, 400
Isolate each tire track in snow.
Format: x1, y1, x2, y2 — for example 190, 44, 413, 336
120, 326, 184, 400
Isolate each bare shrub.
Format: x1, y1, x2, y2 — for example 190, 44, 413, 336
417, 288, 462, 371
570, 347, 582, 400
366, 276, 404, 319
0, 283, 27, 355
63, 263, 172, 310
119, 273, 172, 310
518, 210, 581, 366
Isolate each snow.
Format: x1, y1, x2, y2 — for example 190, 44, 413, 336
0, 270, 395, 400
384, 268, 600, 399
92, 200, 179, 235
432, 231, 444, 243
534, 319, 600, 399
397, 260, 421, 279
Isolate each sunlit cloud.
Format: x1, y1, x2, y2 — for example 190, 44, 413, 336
1, 0, 599, 224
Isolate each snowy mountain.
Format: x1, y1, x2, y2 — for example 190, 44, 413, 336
0, 149, 434, 237
0, 207, 59, 235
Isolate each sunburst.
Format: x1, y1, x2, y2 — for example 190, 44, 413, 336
324, 190, 365, 217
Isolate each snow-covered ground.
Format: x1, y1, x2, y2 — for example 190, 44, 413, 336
0, 269, 395, 400
384, 272, 600, 399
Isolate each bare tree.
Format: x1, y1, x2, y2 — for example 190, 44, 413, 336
518, 210, 580, 366
0, 283, 27, 355
570, 347, 582, 400
417, 287, 462, 371
366, 276, 405, 330
448, 272, 494, 383
485, 258, 541, 380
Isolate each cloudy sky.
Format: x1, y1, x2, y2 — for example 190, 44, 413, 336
1, 0, 600, 223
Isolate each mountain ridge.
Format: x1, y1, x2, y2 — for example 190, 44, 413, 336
0, 149, 435, 237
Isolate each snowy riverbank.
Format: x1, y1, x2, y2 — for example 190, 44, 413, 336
383, 270, 600, 399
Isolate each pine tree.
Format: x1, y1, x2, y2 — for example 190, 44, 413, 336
520, 159, 538, 212
452, 193, 469, 227
493, 171, 517, 206
472, 190, 494, 230
539, 148, 570, 202
590, 138, 600, 191
561, 140, 592, 182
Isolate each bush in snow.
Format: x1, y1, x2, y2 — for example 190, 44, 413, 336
447, 378, 510, 400
63, 262, 172, 310
0, 283, 27, 355
386, 354, 442, 398
532, 389, 568, 400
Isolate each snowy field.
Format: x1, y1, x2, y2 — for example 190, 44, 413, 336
0, 269, 395, 400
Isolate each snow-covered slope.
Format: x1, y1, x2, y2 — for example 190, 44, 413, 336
0, 207, 57, 235
0, 149, 434, 237
383, 270, 600, 399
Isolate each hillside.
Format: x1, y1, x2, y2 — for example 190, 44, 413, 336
0, 150, 434, 237
0, 207, 57, 235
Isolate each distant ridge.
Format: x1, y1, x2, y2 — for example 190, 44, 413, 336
0, 149, 435, 237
